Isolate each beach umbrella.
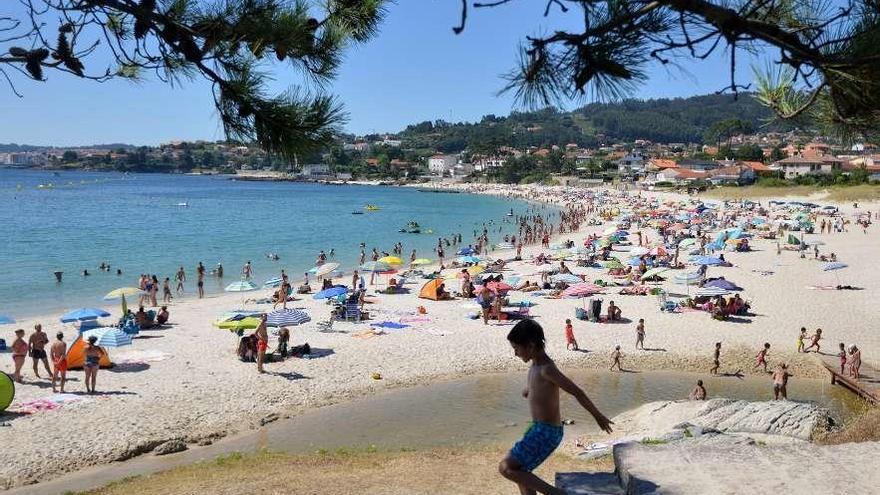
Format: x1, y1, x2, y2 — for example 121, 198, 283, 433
411, 258, 433, 266
465, 264, 486, 276
694, 287, 731, 297
457, 255, 482, 264
649, 246, 668, 257
603, 259, 623, 269
225, 280, 258, 292
0, 315, 14, 325
822, 262, 848, 271
266, 308, 311, 327
640, 267, 670, 280
678, 238, 697, 248
806, 240, 826, 246
215, 317, 261, 330
534, 264, 559, 274
485, 281, 513, 293
314, 262, 340, 278
263, 277, 283, 288
360, 261, 391, 272
60, 308, 111, 323
313, 286, 348, 300
690, 256, 723, 266
82, 327, 132, 347
457, 247, 475, 255
216, 310, 263, 322
496, 242, 515, 250
563, 283, 605, 297
629, 246, 650, 256
551, 273, 583, 284
378, 256, 403, 266
673, 271, 703, 285
103, 287, 144, 315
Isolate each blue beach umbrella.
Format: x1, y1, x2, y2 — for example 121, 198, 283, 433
457, 247, 475, 255
266, 308, 311, 327
690, 255, 723, 266
263, 277, 283, 288
82, 327, 133, 347
457, 255, 482, 264
313, 286, 349, 300
550, 273, 582, 284
0, 315, 14, 325
60, 308, 111, 323
225, 280, 258, 292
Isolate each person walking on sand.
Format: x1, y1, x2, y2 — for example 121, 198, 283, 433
610, 345, 623, 371
564, 319, 578, 351
28, 323, 51, 379
255, 314, 269, 374
635, 318, 646, 350
175, 266, 186, 294
10, 329, 27, 383
83, 335, 105, 394
754, 343, 770, 373
197, 262, 206, 298
711, 342, 721, 375
796, 327, 807, 353
163, 277, 172, 303
772, 363, 791, 400
499, 320, 613, 495
50, 332, 68, 393
804, 328, 822, 353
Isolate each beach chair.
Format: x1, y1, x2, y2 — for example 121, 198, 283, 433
343, 301, 362, 322
317, 319, 335, 332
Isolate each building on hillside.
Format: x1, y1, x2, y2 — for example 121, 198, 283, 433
300, 163, 332, 179
428, 154, 458, 175
654, 168, 707, 184
845, 155, 880, 173
616, 152, 646, 175
646, 158, 678, 171
707, 164, 757, 185
770, 155, 843, 179
474, 156, 506, 171
677, 158, 718, 171
452, 163, 475, 177
380, 137, 402, 147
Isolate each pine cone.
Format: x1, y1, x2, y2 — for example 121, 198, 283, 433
55, 32, 72, 60
8, 47, 28, 57
64, 56, 85, 76
59, 23, 74, 34
134, 18, 150, 39
25, 59, 43, 80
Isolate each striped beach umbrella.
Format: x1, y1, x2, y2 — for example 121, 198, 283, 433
360, 261, 391, 272
266, 308, 311, 327
694, 287, 731, 297
314, 262, 340, 278
82, 327, 132, 348
563, 283, 605, 297
263, 277, 283, 288
225, 280, 258, 292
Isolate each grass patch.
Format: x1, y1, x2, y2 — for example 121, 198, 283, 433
703, 183, 880, 202
640, 438, 668, 445
816, 406, 880, 445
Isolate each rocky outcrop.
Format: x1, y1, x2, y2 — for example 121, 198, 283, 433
153, 438, 187, 456
611, 399, 835, 441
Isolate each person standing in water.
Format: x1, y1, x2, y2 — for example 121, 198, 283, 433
499, 320, 613, 495
242, 260, 253, 280
175, 266, 186, 294
197, 262, 205, 298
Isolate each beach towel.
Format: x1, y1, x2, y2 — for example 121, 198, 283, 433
370, 321, 410, 329
12, 394, 90, 414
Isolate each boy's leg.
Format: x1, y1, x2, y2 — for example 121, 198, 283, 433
499, 455, 561, 495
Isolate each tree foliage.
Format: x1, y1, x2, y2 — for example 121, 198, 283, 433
1, 0, 386, 158
455, 1, 880, 140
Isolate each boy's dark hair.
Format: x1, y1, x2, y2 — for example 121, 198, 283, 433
507, 319, 545, 349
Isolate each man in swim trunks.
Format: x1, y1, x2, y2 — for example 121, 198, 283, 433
11, 329, 27, 383
500, 320, 613, 495
51, 332, 68, 393
197, 262, 206, 298
255, 314, 269, 374
772, 363, 791, 400
175, 266, 186, 294
28, 323, 51, 379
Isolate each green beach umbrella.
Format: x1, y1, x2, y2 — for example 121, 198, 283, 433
0, 372, 13, 412
641, 267, 671, 280
411, 258, 433, 266
215, 317, 261, 330
604, 259, 624, 269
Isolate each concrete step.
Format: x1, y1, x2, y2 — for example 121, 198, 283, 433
555, 472, 625, 494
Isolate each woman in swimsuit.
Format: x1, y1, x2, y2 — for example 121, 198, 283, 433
83, 336, 105, 394
11, 329, 27, 382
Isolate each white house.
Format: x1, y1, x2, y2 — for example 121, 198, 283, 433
474, 156, 506, 172
428, 154, 458, 175
616, 152, 646, 175
771, 156, 843, 179
300, 163, 332, 178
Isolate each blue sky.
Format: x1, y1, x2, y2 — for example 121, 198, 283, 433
0, 1, 750, 146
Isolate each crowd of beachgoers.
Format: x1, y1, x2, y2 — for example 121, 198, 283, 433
0, 183, 878, 490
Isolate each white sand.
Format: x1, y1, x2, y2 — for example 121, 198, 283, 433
1, 186, 878, 489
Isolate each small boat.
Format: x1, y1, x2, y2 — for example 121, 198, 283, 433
399, 221, 421, 234
176, 202, 189, 207
365, 204, 380, 211
351, 211, 364, 215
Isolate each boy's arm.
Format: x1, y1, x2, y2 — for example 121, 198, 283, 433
543, 366, 613, 433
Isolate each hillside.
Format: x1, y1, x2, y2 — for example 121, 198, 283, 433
398, 93, 787, 153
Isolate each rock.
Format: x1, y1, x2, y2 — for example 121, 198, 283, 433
197, 439, 213, 446
154, 439, 187, 456
611, 399, 834, 441
115, 439, 165, 461
259, 413, 280, 426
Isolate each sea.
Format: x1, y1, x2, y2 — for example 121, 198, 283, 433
0, 169, 543, 318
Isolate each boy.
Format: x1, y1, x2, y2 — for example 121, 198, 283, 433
804, 328, 822, 353
500, 320, 613, 495
610, 345, 622, 372
689, 380, 707, 400
711, 342, 721, 375
772, 363, 791, 400
635, 319, 645, 350
51, 332, 68, 393
796, 327, 807, 353
838, 343, 847, 374
564, 319, 578, 351
754, 343, 770, 373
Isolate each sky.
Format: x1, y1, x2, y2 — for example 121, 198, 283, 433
0, 1, 754, 146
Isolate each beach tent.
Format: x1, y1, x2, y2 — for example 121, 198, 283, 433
0, 371, 13, 412
787, 234, 801, 245
703, 279, 742, 291
65, 334, 113, 370
419, 279, 444, 301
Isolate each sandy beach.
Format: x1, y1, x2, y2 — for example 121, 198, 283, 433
1, 184, 878, 490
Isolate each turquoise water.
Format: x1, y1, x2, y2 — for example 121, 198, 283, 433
0, 169, 539, 317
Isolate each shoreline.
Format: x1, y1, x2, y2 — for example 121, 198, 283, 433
1, 184, 878, 490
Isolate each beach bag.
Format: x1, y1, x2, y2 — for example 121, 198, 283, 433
417, 306, 427, 314
575, 307, 588, 320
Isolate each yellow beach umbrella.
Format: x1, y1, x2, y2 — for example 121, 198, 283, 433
103, 287, 144, 299
466, 265, 485, 276
214, 317, 261, 330
411, 258, 433, 266
378, 256, 403, 266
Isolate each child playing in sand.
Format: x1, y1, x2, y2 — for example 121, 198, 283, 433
838, 343, 847, 374
635, 319, 645, 350
711, 342, 721, 375
610, 345, 622, 371
772, 363, 791, 400
796, 327, 807, 353
500, 320, 613, 495
849, 345, 861, 380
804, 328, 822, 353
564, 319, 578, 351
689, 380, 707, 400
754, 343, 770, 373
